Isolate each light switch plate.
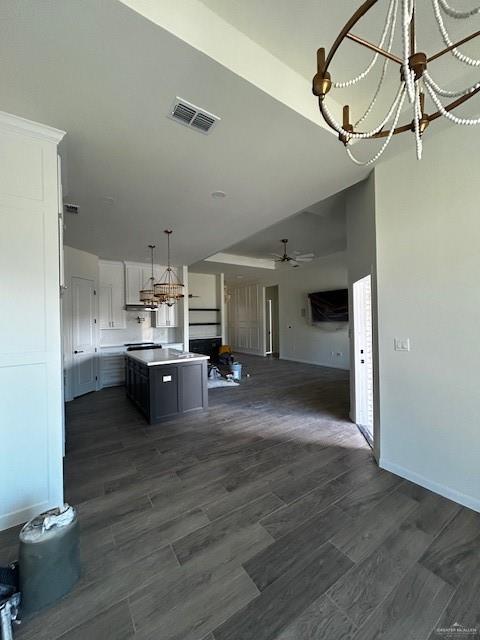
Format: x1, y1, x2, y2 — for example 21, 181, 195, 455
394, 338, 410, 352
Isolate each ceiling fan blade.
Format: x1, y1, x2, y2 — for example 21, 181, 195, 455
294, 256, 313, 262
294, 253, 314, 259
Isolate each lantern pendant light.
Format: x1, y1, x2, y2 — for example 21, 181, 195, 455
139, 244, 158, 308
154, 230, 184, 306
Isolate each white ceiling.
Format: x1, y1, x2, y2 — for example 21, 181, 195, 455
0, 0, 368, 266
200, 0, 480, 124
190, 190, 348, 283
2, 0, 478, 268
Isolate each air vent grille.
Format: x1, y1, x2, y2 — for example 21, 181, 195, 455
169, 97, 220, 134
191, 112, 216, 132
172, 102, 196, 124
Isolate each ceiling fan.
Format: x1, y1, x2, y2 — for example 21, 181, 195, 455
272, 239, 314, 268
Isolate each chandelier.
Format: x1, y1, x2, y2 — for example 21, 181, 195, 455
313, 0, 480, 165
153, 230, 184, 306
139, 244, 158, 308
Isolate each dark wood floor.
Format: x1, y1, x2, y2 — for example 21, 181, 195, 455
2, 355, 479, 639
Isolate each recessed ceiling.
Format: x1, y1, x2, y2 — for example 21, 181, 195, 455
190, 189, 348, 282
223, 191, 347, 260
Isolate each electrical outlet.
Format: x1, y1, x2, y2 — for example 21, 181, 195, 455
394, 338, 410, 352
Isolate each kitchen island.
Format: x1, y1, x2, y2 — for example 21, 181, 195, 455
125, 349, 209, 424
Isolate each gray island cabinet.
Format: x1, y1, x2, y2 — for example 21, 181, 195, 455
125, 349, 209, 424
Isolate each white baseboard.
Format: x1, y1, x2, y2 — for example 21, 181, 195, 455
380, 458, 480, 513
280, 356, 349, 371
0, 500, 50, 532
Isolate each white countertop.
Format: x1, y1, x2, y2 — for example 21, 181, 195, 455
126, 348, 209, 367
100, 342, 184, 349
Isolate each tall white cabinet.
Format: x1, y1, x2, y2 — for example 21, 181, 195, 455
99, 260, 126, 329
0, 111, 66, 530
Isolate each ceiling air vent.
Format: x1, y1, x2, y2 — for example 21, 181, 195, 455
169, 97, 220, 134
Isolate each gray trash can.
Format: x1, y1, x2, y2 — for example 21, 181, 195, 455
19, 506, 80, 615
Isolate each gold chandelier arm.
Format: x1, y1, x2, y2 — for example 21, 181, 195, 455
428, 28, 480, 63
345, 32, 403, 64
361, 84, 480, 138
319, 95, 411, 140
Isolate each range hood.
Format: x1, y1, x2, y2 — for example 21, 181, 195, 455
125, 304, 157, 311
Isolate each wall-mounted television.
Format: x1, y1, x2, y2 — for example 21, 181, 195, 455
308, 289, 348, 323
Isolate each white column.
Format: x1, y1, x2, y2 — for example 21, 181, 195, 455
0, 111, 66, 530
182, 265, 189, 350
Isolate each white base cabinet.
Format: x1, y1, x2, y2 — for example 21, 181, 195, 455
99, 346, 126, 387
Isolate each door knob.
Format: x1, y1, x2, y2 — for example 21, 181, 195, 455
74, 350, 84, 354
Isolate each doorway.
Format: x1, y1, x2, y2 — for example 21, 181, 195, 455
71, 276, 97, 397
265, 285, 279, 357
353, 275, 374, 444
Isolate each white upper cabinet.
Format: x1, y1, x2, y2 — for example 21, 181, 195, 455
99, 260, 126, 329
125, 262, 160, 305
124, 264, 179, 330
152, 303, 178, 328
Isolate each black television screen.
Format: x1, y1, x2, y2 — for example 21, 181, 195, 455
308, 289, 348, 323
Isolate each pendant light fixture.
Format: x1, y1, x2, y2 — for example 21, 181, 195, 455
139, 244, 158, 308
154, 230, 184, 306
313, 0, 480, 165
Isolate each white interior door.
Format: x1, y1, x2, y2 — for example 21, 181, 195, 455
353, 275, 374, 443
72, 276, 96, 397
265, 299, 273, 354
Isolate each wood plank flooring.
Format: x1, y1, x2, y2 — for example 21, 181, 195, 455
2, 355, 479, 639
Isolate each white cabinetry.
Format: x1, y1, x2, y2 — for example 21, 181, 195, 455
0, 111, 65, 530
99, 260, 126, 329
125, 262, 162, 305
100, 346, 126, 387
227, 284, 265, 355
125, 263, 179, 329
152, 303, 178, 328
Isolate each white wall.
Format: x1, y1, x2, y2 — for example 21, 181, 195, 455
277, 252, 350, 369
0, 112, 65, 530
188, 272, 222, 339
99, 316, 178, 347
375, 125, 480, 512
227, 252, 350, 367
278, 252, 350, 369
